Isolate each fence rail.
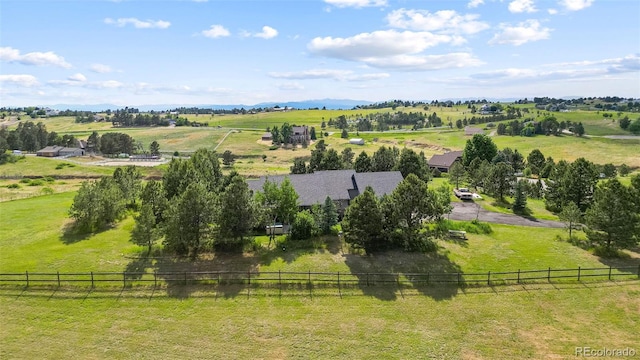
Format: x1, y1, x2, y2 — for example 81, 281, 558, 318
0, 265, 638, 289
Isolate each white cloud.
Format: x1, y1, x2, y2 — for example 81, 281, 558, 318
488, 20, 551, 46
508, 0, 537, 13
559, 0, 594, 11
104, 17, 171, 29
201, 25, 230, 38
0, 47, 71, 68
467, 0, 484, 8
254, 26, 278, 39
324, 0, 387, 8
48, 78, 123, 89
548, 8, 558, 14
0, 74, 39, 87
90, 64, 113, 73
363, 53, 483, 71
68, 73, 87, 82
386, 9, 490, 34
309, 30, 459, 60
268, 69, 390, 81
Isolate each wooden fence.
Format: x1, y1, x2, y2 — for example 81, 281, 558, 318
0, 265, 638, 289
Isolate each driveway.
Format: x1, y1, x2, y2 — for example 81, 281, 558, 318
449, 202, 565, 228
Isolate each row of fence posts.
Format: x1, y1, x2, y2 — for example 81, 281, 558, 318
17, 264, 640, 288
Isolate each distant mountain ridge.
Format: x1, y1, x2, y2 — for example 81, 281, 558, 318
46, 99, 374, 112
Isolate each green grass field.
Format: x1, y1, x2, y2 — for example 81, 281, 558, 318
1, 283, 638, 359
1, 190, 639, 359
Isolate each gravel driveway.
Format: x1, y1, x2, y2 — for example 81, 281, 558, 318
449, 202, 565, 228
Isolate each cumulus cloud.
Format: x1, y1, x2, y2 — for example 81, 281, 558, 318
0, 47, 71, 68
324, 0, 387, 8
548, 8, 558, 14
68, 73, 87, 82
309, 30, 459, 60
254, 26, 279, 39
467, 0, 484, 8
268, 69, 390, 81
508, 0, 537, 13
0, 74, 39, 87
90, 64, 113, 73
559, 0, 594, 11
488, 20, 551, 46
308, 30, 482, 71
104, 17, 171, 29
386, 9, 490, 34
201, 25, 230, 38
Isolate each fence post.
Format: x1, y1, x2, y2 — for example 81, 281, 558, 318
154, 271, 157, 288
91, 271, 94, 288
637, 264, 640, 279
278, 270, 281, 286
487, 271, 491, 286
217, 272, 221, 285
57, 271, 60, 287
184, 272, 187, 285
396, 273, 400, 285
248, 270, 251, 285
123, 272, 126, 287
577, 267, 581, 282
337, 272, 340, 287
426, 272, 430, 285
366, 273, 369, 287
308, 270, 311, 286
457, 272, 461, 286
517, 269, 520, 284
608, 266, 612, 281
25, 271, 29, 287
547, 267, 551, 282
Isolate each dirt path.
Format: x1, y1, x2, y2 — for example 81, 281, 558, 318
449, 202, 565, 228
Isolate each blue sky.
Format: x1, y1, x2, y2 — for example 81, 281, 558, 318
1, 0, 639, 107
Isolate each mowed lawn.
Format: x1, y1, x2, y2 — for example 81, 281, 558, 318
1, 192, 640, 359
0, 283, 638, 359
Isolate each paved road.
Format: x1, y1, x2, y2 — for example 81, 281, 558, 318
449, 202, 564, 228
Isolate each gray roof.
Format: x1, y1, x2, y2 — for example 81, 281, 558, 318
428, 150, 463, 169
247, 170, 403, 207
37, 146, 64, 153
464, 126, 484, 136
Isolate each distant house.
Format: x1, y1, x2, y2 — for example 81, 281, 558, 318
428, 150, 463, 173
261, 132, 273, 142
37, 146, 65, 157
247, 170, 404, 215
290, 126, 310, 143
36, 146, 84, 157
59, 147, 85, 157
464, 126, 483, 136
349, 138, 365, 145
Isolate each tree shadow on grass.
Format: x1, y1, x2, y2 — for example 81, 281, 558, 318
150, 253, 261, 299
343, 248, 462, 301
258, 235, 340, 267
59, 221, 113, 245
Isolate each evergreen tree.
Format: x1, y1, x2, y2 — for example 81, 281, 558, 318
290, 158, 307, 174
585, 179, 639, 253
354, 151, 372, 173
130, 204, 161, 255
448, 161, 465, 189
559, 201, 581, 239
149, 140, 160, 156
164, 182, 216, 257
217, 175, 256, 250
512, 180, 528, 213
342, 187, 386, 252
320, 196, 338, 234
